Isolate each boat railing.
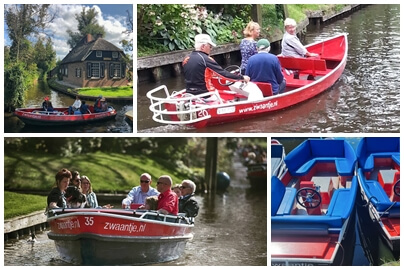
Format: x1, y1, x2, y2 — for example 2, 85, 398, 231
135, 210, 194, 225
146, 85, 225, 125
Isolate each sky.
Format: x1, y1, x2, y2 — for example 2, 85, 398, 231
3, 4, 133, 60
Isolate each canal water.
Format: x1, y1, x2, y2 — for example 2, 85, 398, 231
3, 155, 267, 265
4, 80, 133, 133
137, 4, 400, 133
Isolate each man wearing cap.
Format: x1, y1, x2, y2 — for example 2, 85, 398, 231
281, 18, 319, 58
182, 34, 250, 96
42, 96, 54, 112
245, 39, 286, 95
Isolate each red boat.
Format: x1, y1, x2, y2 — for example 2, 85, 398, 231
47, 208, 194, 265
247, 162, 267, 188
147, 33, 347, 129
271, 139, 357, 265
14, 106, 117, 126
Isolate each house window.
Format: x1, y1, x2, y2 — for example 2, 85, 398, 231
91, 63, 100, 78
96, 51, 102, 57
76, 68, 81, 77
110, 63, 121, 78
64, 66, 68, 76
112, 52, 118, 59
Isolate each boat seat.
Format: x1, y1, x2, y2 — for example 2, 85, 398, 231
365, 180, 391, 208
255, 82, 273, 97
276, 187, 297, 216
278, 56, 327, 77
271, 176, 286, 216
295, 158, 353, 177
272, 215, 344, 229
284, 77, 313, 88
362, 153, 400, 172
326, 189, 351, 219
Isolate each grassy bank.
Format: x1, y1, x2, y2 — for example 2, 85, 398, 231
47, 78, 133, 98
4, 151, 191, 193
5, 192, 47, 219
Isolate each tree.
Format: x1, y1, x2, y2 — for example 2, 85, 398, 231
5, 4, 54, 62
66, 7, 106, 49
120, 9, 133, 52
34, 37, 56, 76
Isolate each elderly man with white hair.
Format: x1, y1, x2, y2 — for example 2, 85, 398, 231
182, 33, 250, 96
179, 179, 199, 218
281, 18, 319, 58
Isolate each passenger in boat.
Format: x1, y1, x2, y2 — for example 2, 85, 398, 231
245, 39, 286, 94
68, 95, 82, 115
94, 95, 104, 113
47, 168, 72, 209
80, 101, 90, 114
172, 184, 182, 197
145, 196, 158, 210
179, 180, 199, 218
156, 175, 178, 215
122, 173, 160, 208
69, 170, 82, 191
281, 18, 319, 58
182, 34, 250, 96
80, 175, 98, 208
240, 21, 260, 75
101, 97, 108, 112
65, 185, 86, 208
42, 96, 54, 112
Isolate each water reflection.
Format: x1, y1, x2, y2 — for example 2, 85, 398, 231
137, 4, 400, 133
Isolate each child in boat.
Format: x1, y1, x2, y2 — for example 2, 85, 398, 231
171, 184, 182, 197
145, 196, 158, 210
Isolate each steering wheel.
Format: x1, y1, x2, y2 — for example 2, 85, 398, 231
218, 65, 241, 86
296, 188, 322, 208
393, 180, 400, 196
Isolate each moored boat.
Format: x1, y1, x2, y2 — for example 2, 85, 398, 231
271, 138, 357, 265
356, 137, 400, 254
47, 208, 194, 265
246, 162, 267, 188
14, 106, 117, 126
147, 33, 347, 128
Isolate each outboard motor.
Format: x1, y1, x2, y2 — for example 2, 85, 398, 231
229, 82, 264, 101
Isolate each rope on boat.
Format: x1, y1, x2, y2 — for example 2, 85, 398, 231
336, 241, 345, 265
379, 201, 398, 219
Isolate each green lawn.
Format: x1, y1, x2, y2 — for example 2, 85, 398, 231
4, 152, 190, 193
77, 86, 133, 98
4, 191, 47, 219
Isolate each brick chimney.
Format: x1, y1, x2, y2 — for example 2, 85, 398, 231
86, 34, 93, 43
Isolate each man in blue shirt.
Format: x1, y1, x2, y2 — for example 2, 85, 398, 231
246, 39, 286, 95
122, 173, 159, 208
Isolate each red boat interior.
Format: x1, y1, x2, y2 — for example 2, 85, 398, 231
279, 162, 354, 216
272, 162, 355, 263
363, 157, 400, 203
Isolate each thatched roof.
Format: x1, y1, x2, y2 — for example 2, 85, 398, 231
61, 34, 123, 64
